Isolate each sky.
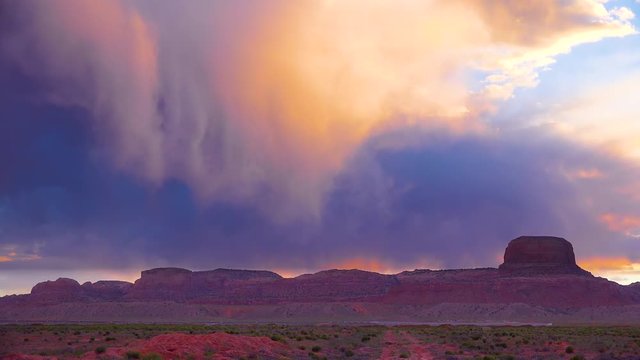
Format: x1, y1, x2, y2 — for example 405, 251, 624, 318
1, 0, 640, 295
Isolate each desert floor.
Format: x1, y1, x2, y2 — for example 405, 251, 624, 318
2, 323, 640, 359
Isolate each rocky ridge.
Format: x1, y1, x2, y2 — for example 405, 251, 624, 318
2, 236, 640, 323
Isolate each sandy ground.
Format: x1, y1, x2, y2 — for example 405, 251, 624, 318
379, 330, 434, 359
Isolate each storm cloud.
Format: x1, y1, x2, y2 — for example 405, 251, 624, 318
0, 0, 639, 293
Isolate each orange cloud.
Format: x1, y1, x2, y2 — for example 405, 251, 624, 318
573, 169, 604, 179
579, 257, 640, 284
326, 258, 397, 274
7, 0, 635, 220
543, 69, 640, 162
0, 253, 41, 263
617, 183, 640, 202
272, 256, 440, 278
579, 257, 634, 273
271, 258, 402, 278
599, 213, 640, 233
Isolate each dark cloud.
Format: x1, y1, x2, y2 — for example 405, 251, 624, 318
0, 3, 638, 278
321, 127, 640, 268
1, 63, 639, 274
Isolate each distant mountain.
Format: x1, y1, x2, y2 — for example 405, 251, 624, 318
3, 236, 640, 324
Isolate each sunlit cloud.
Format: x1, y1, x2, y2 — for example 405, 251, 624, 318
611, 7, 636, 22
0, 245, 42, 263
272, 256, 442, 279
599, 213, 640, 234
466, 0, 636, 99
580, 256, 635, 273
571, 169, 604, 179
544, 71, 640, 162
2, 0, 635, 220
579, 256, 640, 284
2, 0, 640, 285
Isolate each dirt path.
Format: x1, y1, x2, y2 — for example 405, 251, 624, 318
378, 330, 434, 360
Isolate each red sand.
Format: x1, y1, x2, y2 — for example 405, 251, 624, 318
138, 332, 292, 360
4, 333, 297, 360
379, 330, 434, 360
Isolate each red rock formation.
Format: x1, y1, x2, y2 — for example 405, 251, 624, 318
126, 267, 283, 301
3, 236, 640, 323
28, 278, 133, 303
81, 281, 132, 300
30, 278, 84, 303
126, 268, 193, 301
257, 269, 399, 303
499, 236, 590, 275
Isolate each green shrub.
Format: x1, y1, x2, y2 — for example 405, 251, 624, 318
142, 354, 162, 360
311, 345, 322, 352
95, 346, 106, 354
565, 346, 574, 354
126, 350, 141, 359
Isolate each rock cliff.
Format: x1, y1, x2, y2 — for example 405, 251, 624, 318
2, 236, 639, 323
499, 236, 590, 275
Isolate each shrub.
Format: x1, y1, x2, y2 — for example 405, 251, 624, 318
126, 350, 141, 359
565, 346, 574, 354
95, 346, 106, 354
204, 346, 216, 357
344, 349, 355, 357
142, 354, 162, 360
311, 345, 322, 352
570, 356, 585, 360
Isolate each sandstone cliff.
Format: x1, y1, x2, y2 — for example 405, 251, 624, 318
2, 236, 639, 323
